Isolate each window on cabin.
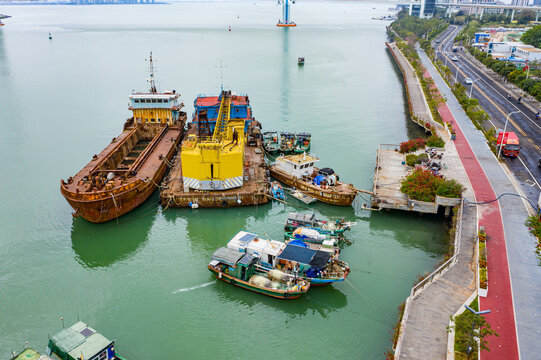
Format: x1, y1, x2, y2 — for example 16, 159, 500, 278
151, 118, 156, 123
152, 99, 158, 103
97, 350, 107, 360
134, 99, 140, 103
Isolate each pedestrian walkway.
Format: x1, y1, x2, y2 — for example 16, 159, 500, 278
386, 42, 439, 131
418, 44, 539, 360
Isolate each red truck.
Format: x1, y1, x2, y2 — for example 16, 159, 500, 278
496, 131, 520, 158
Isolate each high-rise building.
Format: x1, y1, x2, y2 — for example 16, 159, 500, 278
408, 0, 436, 18
533, 0, 541, 5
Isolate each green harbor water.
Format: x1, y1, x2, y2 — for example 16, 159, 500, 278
0, 1, 448, 358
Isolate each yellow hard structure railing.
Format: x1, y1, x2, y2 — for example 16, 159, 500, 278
212, 91, 232, 142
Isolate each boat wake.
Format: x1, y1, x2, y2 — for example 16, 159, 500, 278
172, 281, 215, 294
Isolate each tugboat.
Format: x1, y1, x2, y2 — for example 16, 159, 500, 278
263, 131, 281, 154
269, 154, 357, 206
269, 181, 285, 200
226, 231, 350, 286
279, 132, 295, 153
284, 212, 354, 236
294, 132, 311, 153
47, 321, 127, 360
208, 247, 310, 299
60, 52, 186, 223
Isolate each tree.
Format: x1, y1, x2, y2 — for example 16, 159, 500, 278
521, 25, 541, 48
517, 10, 536, 25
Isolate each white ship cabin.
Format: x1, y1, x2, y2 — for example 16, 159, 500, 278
274, 154, 319, 178
227, 231, 285, 268
128, 90, 183, 125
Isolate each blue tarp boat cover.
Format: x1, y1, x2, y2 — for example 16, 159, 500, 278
313, 175, 326, 185
288, 239, 308, 248
277, 244, 331, 269
305, 266, 322, 278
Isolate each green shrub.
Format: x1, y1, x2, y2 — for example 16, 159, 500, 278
426, 135, 445, 148
436, 179, 464, 198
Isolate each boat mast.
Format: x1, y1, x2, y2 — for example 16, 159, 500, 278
148, 51, 157, 94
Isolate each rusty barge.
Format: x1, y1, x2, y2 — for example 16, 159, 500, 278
60, 53, 187, 223
160, 91, 269, 208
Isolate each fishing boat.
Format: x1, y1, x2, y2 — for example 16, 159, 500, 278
208, 247, 310, 299
47, 321, 127, 360
285, 227, 332, 242
269, 154, 357, 206
294, 132, 311, 153
263, 131, 281, 154
269, 181, 285, 200
60, 52, 186, 223
276, 243, 350, 286
279, 132, 295, 153
284, 212, 355, 236
227, 231, 350, 286
298, 57, 305, 65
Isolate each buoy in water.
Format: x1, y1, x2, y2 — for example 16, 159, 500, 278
48, 33, 52, 40
229, 25, 231, 31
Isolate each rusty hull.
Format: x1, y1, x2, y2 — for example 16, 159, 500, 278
60, 121, 185, 223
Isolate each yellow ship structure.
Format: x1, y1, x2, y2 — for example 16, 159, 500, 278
181, 91, 245, 191
160, 90, 269, 208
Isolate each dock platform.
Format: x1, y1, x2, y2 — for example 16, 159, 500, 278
160, 141, 269, 208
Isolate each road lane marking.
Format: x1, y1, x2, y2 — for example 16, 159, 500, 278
518, 156, 541, 189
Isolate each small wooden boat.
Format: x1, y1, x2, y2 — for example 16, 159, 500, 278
269, 181, 285, 200
289, 189, 317, 204
284, 211, 355, 235
298, 57, 305, 65
263, 131, 281, 154
226, 231, 350, 286
209, 247, 310, 299
47, 321, 127, 360
279, 132, 295, 153
269, 154, 357, 206
294, 132, 311, 153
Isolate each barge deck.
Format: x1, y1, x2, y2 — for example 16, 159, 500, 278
160, 139, 269, 208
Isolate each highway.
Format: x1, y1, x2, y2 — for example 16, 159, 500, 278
432, 25, 541, 206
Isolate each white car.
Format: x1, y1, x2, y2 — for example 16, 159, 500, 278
450, 55, 459, 61
465, 77, 473, 85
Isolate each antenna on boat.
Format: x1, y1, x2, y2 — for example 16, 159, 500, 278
60, 316, 65, 329
147, 51, 157, 94
220, 60, 224, 92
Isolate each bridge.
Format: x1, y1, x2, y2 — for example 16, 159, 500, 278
435, 2, 541, 21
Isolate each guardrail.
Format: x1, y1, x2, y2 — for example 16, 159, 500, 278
394, 198, 464, 359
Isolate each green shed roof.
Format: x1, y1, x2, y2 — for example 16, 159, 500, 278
50, 322, 113, 360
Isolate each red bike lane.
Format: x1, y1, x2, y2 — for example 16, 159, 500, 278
436, 100, 520, 359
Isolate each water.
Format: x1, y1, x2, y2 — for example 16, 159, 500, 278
0, 1, 448, 358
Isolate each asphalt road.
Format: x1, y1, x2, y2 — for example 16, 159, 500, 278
432, 25, 541, 206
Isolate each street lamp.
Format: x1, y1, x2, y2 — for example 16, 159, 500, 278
455, 63, 464, 84
464, 306, 491, 357
498, 110, 520, 160
468, 78, 481, 99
